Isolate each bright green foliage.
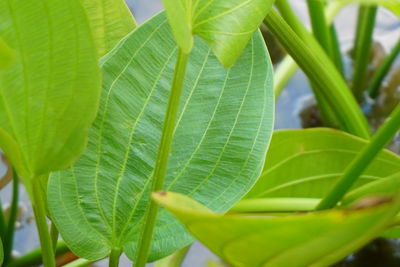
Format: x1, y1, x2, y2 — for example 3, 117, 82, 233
48, 12, 274, 262
0, 0, 101, 179
154, 192, 400, 267
81, 0, 136, 56
330, 0, 400, 16
162, 0, 274, 67
245, 128, 400, 199
0, 38, 15, 70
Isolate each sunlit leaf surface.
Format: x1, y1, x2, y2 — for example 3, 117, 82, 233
162, 0, 274, 67
154, 192, 400, 267
48, 12, 274, 261
245, 128, 400, 199
0, 0, 101, 179
81, 0, 136, 56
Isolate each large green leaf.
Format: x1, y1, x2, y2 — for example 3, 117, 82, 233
48, 12, 274, 262
0, 38, 14, 70
154, 192, 400, 267
245, 128, 400, 199
81, 0, 136, 56
162, 0, 275, 67
0, 0, 101, 179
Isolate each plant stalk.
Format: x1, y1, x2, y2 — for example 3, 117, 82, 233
352, 6, 378, 101
264, 9, 370, 139
0, 198, 5, 240
154, 245, 191, 267
50, 222, 59, 253
109, 248, 122, 267
133, 49, 189, 267
6, 240, 69, 267
368, 40, 400, 98
316, 103, 400, 210
3, 168, 19, 265
30, 175, 55, 267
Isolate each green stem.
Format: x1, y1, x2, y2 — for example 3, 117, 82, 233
0, 199, 6, 241
63, 258, 96, 267
330, 25, 345, 76
306, 0, 334, 58
30, 176, 55, 267
264, 10, 370, 139
6, 240, 69, 267
316, 104, 400, 210
50, 222, 58, 254
134, 49, 189, 267
154, 245, 191, 267
368, 40, 400, 98
230, 198, 319, 213
274, 56, 297, 99
3, 168, 19, 265
352, 6, 378, 101
109, 248, 122, 267
275, 0, 340, 127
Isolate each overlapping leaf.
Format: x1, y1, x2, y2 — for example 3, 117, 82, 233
0, 38, 14, 70
48, 12, 274, 262
154, 192, 400, 267
81, 0, 136, 56
162, 0, 275, 67
244, 128, 400, 199
0, 0, 101, 179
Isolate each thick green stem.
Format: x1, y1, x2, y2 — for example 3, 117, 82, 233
275, 0, 340, 127
317, 104, 400, 210
231, 198, 319, 213
6, 240, 69, 267
109, 248, 122, 267
154, 245, 191, 267
368, 40, 400, 98
134, 49, 189, 267
0, 199, 6, 240
264, 10, 370, 139
352, 6, 378, 101
3, 168, 19, 265
30, 176, 55, 267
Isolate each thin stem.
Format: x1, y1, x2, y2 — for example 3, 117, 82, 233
134, 49, 189, 267
0, 199, 6, 241
274, 56, 297, 99
352, 6, 378, 101
330, 25, 345, 76
30, 175, 55, 267
6, 240, 69, 267
230, 198, 319, 213
264, 10, 370, 139
154, 245, 191, 267
3, 168, 19, 265
368, 40, 400, 98
109, 248, 122, 267
50, 222, 58, 254
316, 104, 400, 210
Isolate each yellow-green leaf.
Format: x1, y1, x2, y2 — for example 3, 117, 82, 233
162, 0, 275, 67
154, 192, 400, 267
81, 0, 137, 56
0, 0, 101, 179
0, 38, 15, 70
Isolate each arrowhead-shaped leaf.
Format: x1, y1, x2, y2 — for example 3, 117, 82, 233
245, 128, 400, 199
48, 12, 274, 262
81, 0, 137, 56
154, 191, 400, 267
0, 0, 101, 179
162, 0, 275, 67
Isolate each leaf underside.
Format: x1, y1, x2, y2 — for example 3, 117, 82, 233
245, 128, 400, 199
48, 12, 274, 262
0, 0, 101, 179
154, 192, 400, 267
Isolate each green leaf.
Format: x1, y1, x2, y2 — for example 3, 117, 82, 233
154, 191, 400, 267
48, 12, 274, 262
0, 237, 3, 267
80, 0, 137, 56
162, 0, 275, 67
0, 38, 15, 70
0, 0, 101, 179
330, 0, 400, 16
245, 128, 400, 199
